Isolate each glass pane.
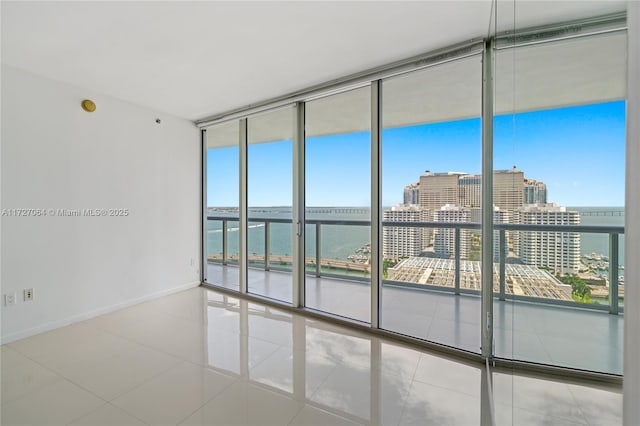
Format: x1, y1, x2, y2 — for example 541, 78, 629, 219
493, 30, 626, 374
381, 55, 483, 353
247, 108, 293, 303
205, 120, 240, 291
305, 87, 371, 323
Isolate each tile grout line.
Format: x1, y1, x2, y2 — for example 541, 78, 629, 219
395, 352, 425, 426
565, 383, 599, 426
107, 359, 187, 404
6, 325, 188, 416
172, 374, 241, 426
2, 345, 115, 411
0, 345, 66, 405
64, 401, 152, 426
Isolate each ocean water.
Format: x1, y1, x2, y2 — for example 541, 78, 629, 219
207, 208, 370, 261
207, 206, 625, 269
571, 206, 625, 273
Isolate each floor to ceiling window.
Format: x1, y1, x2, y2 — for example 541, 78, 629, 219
379, 55, 483, 353
201, 11, 626, 377
205, 120, 241, 291
493, 9, 626, 374
247, 108, 294, 303
304, 86, 371, 323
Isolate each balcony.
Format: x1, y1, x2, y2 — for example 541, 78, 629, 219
206, 215, 624, 375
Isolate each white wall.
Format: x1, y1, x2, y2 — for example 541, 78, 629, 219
1, 65, 200, 343
624, 2, 640, 424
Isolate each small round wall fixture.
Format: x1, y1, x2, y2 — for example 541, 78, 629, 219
81, 99, 96, 112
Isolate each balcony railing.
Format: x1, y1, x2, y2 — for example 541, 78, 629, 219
207, 216, 372, 280
207, 215, 624, 314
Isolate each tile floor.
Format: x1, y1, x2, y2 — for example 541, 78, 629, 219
1, 287, 622, 425
208, 264, 624, 375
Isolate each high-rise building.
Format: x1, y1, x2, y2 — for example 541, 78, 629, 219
459, 174, 482, 208
434, 204, 470, 259
516, 203, 580, 274
493, 206, 510, 261
469, 207, 482, 224
421, 169, 525, 213
403, 182, 420, 205
494, 168, 524, 212
524, 179, 548, 204
383, 204, 426, 259
419, 171, 463, 211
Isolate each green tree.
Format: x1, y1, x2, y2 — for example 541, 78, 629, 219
561, 274, 592, 303
382, 259, 397, 280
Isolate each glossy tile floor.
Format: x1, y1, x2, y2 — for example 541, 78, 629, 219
208, 264, 624, 375
1, 287, 621, 426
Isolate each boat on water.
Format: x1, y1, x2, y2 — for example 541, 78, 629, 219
347, 254, 369, 264
582, 252, 602, 261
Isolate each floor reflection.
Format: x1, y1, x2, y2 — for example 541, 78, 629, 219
208, 263, 623, 375
1, 287, 621, 426
203, 290, 621, 426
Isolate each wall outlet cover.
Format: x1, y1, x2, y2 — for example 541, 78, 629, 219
4, 293, 17, 306
24, 288, 34, 301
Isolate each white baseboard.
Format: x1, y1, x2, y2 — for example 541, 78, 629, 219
0, 281, 201, 345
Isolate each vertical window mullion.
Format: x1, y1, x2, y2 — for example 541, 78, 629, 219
201, 129, 207, 284
481, 38, 494, 359
292, 102, 306, 307
371, 81, 382, 328
239, 118, 248, 294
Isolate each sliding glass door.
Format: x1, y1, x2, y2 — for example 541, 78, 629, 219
493, 22, 627, 374
205, 120, 240, 291
247, 108, 294, 303
304, 87, 371, 323
380, 55, 483, 353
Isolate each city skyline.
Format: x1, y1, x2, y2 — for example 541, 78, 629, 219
207, 100, 625, 208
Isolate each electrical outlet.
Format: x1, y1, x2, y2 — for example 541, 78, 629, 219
24, 288, 34, 301
4, 293, 17, 306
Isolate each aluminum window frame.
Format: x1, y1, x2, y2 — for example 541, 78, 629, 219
200, 12, 627, 382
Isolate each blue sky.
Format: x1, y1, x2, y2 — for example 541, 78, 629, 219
207, 101, 626, 207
